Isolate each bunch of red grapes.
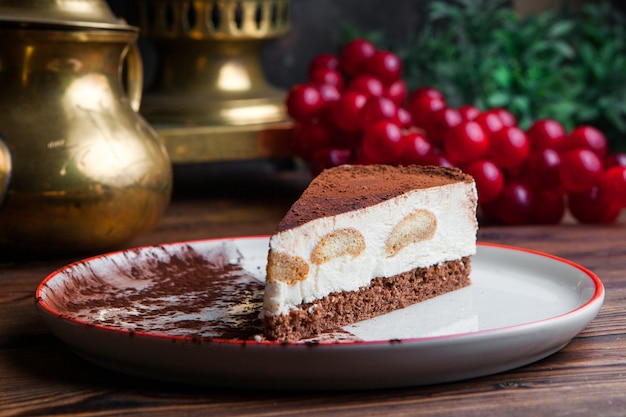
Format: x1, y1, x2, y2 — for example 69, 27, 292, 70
285, 38, 626, 225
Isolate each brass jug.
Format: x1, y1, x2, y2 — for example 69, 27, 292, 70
0, 5, 172, 255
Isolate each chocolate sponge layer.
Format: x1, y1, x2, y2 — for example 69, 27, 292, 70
264, 257, 471, 342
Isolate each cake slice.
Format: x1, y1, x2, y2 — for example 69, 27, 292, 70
262, 164, 478, 342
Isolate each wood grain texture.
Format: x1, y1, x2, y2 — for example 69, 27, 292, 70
2, 169, 625, 417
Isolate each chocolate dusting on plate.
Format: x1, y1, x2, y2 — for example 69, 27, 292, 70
58, 244, 265, 340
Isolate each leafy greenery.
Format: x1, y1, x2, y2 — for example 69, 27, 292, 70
343, 0, 626, 152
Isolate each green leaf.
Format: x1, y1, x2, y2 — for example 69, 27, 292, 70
548, 20, 575, 38
492, 66, 513, 88
486, 91, 511, 107
551, 40, 576, 60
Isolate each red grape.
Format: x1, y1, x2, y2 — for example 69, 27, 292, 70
599, 166, 626, 207
332, 91, 367, 133
489, 108, 517, 127
526, 119, 566, 151
309, 68, 344, 90
364, 50, 402, 85
563, 125, 608, 157
444, 121, 489, 164
396, 107, 413, 128
317, 83, 341, 103
421, 150, 454, 168
474, 111, 504, 136
463, 159, 505, 204
408, 94, 446, 130
308, 53, 339, 76
427, 107, 463, 147
458, 105, 481, 121
286, 83, 325, 122
491, 182, 533, 225
522, 149, 562, 190
359, 96, 398, 129
339, 38, 377, 77
385, 79, 408, 107
489, 126, 530, 169
309, 147, 353, 176
347, 75, 384, 98
530, 188, 565, 224
360, 120, 404, 163
399, 131, 432, 165
559, 149, 603, 193
568, 187, 621, 224
409, 86, 444, 101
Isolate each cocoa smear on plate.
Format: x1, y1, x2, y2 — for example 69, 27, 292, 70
59, 244, 265, 340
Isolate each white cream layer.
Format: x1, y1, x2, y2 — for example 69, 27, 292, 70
263, 181, 478, 316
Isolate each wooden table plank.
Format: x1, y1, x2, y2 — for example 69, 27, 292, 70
1, 168, 626, 417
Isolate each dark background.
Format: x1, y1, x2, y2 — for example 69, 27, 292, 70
105, 0, 624, 92
107, 0, 439, 91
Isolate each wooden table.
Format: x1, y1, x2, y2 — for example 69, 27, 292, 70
2, 166, 626, 416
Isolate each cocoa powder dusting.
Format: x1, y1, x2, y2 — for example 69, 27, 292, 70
60, 244, 265, 340
277, 164, 473, 231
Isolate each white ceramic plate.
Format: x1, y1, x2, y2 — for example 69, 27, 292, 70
35, 237, 604, 391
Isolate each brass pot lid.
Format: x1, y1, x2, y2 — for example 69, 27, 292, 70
0, 0, 135, 31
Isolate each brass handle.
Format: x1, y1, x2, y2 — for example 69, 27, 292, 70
0, 138, 11, 205
123, 42, 144, 112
